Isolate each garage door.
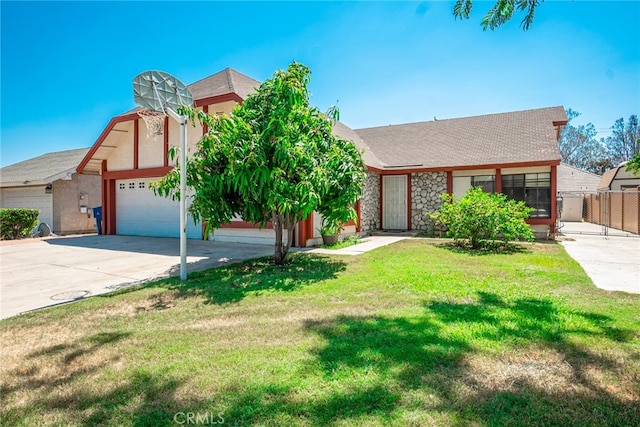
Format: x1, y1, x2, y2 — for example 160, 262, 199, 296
1, 186, 54, 229
116, 178, 201, 239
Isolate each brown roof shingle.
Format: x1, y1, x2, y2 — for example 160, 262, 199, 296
355, 106, 567, 170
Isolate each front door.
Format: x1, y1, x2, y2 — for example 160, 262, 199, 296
382, 175, 407, 229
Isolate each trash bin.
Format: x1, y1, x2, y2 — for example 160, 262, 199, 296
92, 206, 103, 235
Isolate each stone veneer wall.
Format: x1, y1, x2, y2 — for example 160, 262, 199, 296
359, 171, 380, 233
411, 172, 447, 231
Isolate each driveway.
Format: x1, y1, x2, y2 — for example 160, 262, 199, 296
559, 222, 640, 294
0, 235, 273, 319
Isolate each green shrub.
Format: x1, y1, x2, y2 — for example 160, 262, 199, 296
428, 187, 534, 249
0, 208, 40, 240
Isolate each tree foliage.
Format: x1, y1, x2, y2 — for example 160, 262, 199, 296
429, 187, 534, 249
559, 109, 611, 174
152, 62, 366, 265
626, 151, 640, 177
453, 0, 542, 30
602, 115, 639, 166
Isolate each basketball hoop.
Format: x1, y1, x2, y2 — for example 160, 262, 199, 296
137, 109, 166, 140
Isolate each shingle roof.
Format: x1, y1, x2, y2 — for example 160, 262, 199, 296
189, 68, 260, 102
355, 106, 567, 170
557, 163, 601, 193
0, 148, 89, 187
117, 68, 261, 117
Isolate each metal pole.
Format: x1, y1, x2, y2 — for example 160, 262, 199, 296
179, 116, 187, 281
167, 108, 187, 281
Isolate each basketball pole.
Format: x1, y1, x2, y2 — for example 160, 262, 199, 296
166, 108, 188, 281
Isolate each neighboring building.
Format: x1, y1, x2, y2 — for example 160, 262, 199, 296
557, 163, 601, 221
0, 148, 101, 235
78, 67, 568, 244
598, 162, 640, 191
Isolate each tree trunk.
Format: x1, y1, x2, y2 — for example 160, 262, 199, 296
272, 211, 298, 265
273, 211, 285, 265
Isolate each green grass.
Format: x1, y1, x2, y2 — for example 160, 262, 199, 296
2, 239, 639, 426
321, 235, 363, 250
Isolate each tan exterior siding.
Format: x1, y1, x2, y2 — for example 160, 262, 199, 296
52, 173, 101, 235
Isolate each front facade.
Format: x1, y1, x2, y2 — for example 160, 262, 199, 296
0, 148, 101, 235
353, 106, 568, 239
78, 67, 567, 244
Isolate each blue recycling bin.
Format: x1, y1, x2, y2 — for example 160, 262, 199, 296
92, 206, 103, 235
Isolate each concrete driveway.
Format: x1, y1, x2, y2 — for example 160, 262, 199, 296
0, 235, 273, 319
559, 222, 640, 294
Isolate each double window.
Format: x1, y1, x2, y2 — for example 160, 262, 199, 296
502, 173, 551, 218
471, 175, 495, 193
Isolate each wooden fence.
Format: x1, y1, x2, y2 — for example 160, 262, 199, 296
584, 190, 640, 235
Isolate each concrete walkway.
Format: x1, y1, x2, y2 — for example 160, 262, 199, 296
305, 235, 410, 255
558, 222, 640, 294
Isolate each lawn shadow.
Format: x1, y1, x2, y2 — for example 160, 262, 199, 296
435, 241, 532, 256
156, 253, 347, 305
252, 291, 637, 425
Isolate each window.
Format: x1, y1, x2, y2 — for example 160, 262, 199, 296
119, 183, 125, 190
129, 182, 135, 189
138, 182, 145, 189
471, 175, 495, 193
503, 173, 551, 218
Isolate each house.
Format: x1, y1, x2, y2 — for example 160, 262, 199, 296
597, 162, 640, 191
353, 106, 567, 239
0, 148, 101, 235
557, 163, 601, 221
78, 67, 567, 244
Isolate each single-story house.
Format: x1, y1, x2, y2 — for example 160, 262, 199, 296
598, 161, 640, 191
77, 67, 567, 244
557, 163, 601, 221
0, 148, 101, 235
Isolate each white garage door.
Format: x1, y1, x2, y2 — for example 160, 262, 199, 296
1, 186, 54, 229
116, 178, 201, 239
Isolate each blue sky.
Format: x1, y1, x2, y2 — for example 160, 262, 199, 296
1, 1, 638, 167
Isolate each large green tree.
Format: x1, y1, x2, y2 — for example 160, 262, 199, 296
153, 62, 366, 265
602, 115, 639, 166
558, 109, 611, 174
454, 0, 543, 30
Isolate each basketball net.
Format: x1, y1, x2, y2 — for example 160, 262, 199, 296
137, 109, 166, 141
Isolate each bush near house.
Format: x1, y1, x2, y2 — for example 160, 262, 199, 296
0, 208, 40, 240
429, 187, 534, 249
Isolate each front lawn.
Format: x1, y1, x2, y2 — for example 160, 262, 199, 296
1, 239, 638, 426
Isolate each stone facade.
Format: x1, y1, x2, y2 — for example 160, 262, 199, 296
359, 171, 380, 233
411, 172, 447, 231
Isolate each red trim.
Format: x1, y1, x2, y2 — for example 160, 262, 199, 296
407, 173, 412, 230
306, 213, 314, 246
526, 218, 554, 226
78, 112, 140, 174
355, 200, 362, 232
366, 159, 560, 175
106, 179, 116, 235
379, 174, 384, 229
163, 116, 169, 167
550, 164, 557, 226
133, 119, 139, 170
297, 217, 307, 247
194, 93, 243, 108
102, 166, 173, 180
218, 221, 273, 229
495, 168, 502, 193
447, 171, 453, 194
